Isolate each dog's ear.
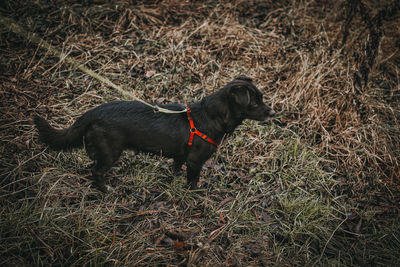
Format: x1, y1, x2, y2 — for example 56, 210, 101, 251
234, 75, 253, 83
228, 80, 254, 107
229, 75, 254, 106
231, 87, 251, 107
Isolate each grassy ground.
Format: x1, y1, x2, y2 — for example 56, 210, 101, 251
1, 0, 399, 266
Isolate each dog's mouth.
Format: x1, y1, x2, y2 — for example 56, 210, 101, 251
258, 109, 276, 125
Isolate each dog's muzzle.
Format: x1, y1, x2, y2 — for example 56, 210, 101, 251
258, 109, 276, 125
269, 109, 276, 117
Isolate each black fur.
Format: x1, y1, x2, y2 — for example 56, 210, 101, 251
34, 75, 275, 191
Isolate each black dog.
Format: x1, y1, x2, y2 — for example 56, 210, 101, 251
34, 75, 275, 191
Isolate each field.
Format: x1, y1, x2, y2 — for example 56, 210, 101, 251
1, 0, 399, 266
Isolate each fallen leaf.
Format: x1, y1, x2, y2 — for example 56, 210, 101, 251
145, 70, 156, 78
252, 208, 259, 221
173, 241, 188, 250
219, 212, 227, 224
248, 131, 258, 137
218, 197, 236, 209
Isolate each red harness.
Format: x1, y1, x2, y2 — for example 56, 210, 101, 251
186, 106, 219, 147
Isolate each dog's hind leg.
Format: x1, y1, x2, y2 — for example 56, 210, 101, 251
85, 125, 122, 191
91, 146, 122, 191
173, 158, 184, 174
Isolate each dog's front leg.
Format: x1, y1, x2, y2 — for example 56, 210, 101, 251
186, 163, 202, 189
186, 148, 215, 189
186, 157, 209, 190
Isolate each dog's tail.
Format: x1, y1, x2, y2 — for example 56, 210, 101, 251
34, 115, 86, 150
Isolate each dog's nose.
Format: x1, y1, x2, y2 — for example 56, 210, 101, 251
269, 109, 276, 116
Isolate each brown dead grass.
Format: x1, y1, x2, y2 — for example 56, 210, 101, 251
1, 0, 399, 266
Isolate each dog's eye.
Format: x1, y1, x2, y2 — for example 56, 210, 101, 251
250, 102, 259, 109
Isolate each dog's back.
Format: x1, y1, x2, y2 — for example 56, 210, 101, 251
34, 101, 189, 156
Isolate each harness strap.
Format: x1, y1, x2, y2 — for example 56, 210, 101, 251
186, 106, 219, 147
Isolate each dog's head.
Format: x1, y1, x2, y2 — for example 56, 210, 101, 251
226, 75, 275, 121
204, 75, 275, 133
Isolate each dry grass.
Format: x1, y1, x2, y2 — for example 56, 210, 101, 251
1, 0, 399, 266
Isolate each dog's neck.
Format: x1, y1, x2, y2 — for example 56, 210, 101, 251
189, 90, 244, 143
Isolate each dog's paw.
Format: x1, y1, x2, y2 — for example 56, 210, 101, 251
91, 182, 110, 193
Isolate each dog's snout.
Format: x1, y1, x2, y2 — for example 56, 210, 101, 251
269, 109, 276, 116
